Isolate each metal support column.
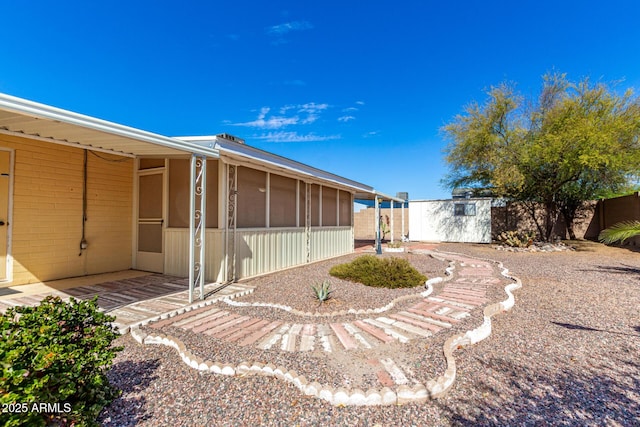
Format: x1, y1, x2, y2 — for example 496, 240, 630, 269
189, 154, 207, 303
390, 200, 395, 243
401, 201, 406, 241
305, 182, 311, 263
375, 196, 382, 254
226, 164, 237, 283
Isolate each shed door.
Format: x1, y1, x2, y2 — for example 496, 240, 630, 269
0, 150, 10, 281
136, 171, 164, 272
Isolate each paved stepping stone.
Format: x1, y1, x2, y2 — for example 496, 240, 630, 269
225, 319, 271, 342
353, 320, 395, 344
237, 321, 282, 346
330, 323, 359, 350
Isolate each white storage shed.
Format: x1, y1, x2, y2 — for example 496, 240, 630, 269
408, 198, 492, 243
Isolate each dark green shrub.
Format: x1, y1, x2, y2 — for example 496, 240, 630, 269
0, 296, 123, 427
329, 255, 427, 289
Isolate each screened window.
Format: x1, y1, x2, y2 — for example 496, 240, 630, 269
339, 191, 352, 226
310, 184, 321, 226
237, 166, 267, 228
270, 174, 297, 227
322, 186, 337, 226
168, 159, 218, 228
298, 182, 306, 227
454, 203, 476, 216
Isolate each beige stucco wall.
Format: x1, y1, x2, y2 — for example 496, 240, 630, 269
354, 207, 407, 240
0, 134, 133, 286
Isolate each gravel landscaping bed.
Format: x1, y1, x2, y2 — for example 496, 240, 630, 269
237, 252, 448, 315
99, 241, 640, 426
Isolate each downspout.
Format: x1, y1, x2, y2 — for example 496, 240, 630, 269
79, 149, 88, 256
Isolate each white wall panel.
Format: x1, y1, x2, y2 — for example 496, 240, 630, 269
310, 226, 352, 262
164, 228, 225, 282
236, 228, 306, 279
408, 199, 491, 243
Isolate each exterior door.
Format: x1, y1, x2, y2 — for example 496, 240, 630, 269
136, 171, 164, 272
0, 150, 10, 281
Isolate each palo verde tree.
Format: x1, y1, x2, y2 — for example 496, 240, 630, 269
442, 72, 640, 241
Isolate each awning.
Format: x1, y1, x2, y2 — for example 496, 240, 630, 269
0, 93, 218, 158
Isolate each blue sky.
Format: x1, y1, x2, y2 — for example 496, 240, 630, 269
2, 1, 639, 199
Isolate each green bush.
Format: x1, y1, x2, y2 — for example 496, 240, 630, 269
0, 296, 123, 427
329, 255, 427, 289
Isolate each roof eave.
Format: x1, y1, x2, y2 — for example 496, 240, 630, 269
0, 93, 219, 158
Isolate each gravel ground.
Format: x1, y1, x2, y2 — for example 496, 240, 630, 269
99, 241, 640, 426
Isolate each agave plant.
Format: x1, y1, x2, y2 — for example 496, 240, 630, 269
598, 220, 640, 244
311, 280, 332, 304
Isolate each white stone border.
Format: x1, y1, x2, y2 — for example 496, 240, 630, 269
133, 250, 522, 405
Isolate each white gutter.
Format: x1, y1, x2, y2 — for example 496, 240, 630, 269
0, 93, 219, 158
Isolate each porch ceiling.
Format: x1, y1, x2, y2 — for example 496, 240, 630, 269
0, 93, 218, 158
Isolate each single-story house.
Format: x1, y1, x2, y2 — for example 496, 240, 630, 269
0, 93, 401, 301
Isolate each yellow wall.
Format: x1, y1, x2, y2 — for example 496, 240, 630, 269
0, 134, 134, 286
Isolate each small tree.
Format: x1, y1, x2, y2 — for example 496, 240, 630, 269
443, 72, 640, 241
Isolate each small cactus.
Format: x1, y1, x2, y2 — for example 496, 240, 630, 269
311, 280, 332, 304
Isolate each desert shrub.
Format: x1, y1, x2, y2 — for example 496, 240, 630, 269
0, 296, 123, 427
329, 255, 427, 289
495, 230, 536, 247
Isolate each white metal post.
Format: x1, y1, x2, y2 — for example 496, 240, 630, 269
189, 154, 207, 303
401, 200, 406, 241
375, 196, 381, 254
188, 155, 196, 303
390, 200, 395, 243
199, 158, 206, 299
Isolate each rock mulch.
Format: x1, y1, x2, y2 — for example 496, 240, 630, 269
493, 241, 576, 252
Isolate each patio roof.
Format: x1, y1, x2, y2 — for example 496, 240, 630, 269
0, 93, 218, 158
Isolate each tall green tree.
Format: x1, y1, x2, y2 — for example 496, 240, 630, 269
442, 73, 640, 241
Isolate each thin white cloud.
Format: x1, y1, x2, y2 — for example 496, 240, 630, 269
301, 114, 319, 124
267, 20, 313, 35
232, 107, 298, 129
342, 107, 358, 112
254, 131, 341, 143
233, 103, 328, 129
338, 115, 355, 122
355, 101, 365, 105
298, 102, 328, 113
363, 131, 379, 137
